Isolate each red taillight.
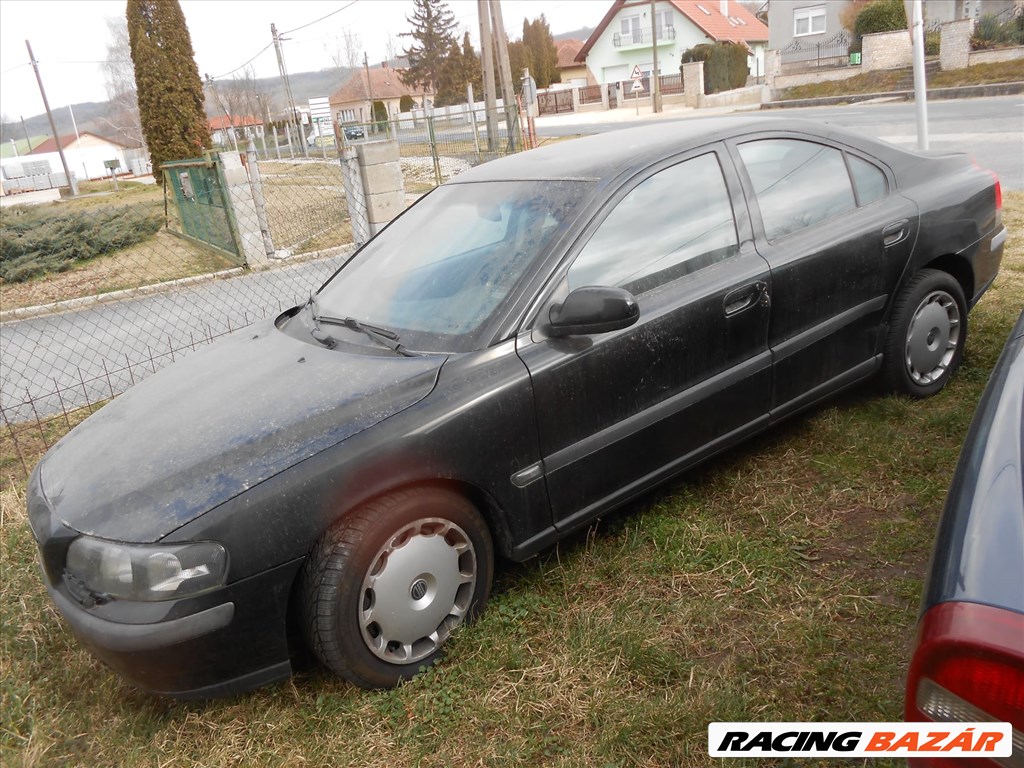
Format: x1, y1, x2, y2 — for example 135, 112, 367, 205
906, 602, 1024, 766
993, 175, 1003, 210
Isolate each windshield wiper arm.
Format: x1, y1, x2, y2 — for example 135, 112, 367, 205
305, 293, 338, 349
319, 314, 419, 357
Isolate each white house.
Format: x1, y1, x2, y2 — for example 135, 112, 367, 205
1, 131, 145, 184
576, 0, 770, 84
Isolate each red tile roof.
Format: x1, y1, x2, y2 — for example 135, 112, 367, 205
29, 131, 131, 154
556, 39, 585, 69
207, 115, 262, 130
330, 66, 425, 106
576, 0, 768, 63
670, 0, 768, 43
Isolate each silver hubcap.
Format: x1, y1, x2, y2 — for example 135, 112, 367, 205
359, 517, 476, 664
905, 290, 960, 385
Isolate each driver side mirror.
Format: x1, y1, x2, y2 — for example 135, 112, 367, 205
549, 286, 640, 337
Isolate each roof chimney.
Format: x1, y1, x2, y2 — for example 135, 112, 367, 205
720, 0, 728, 15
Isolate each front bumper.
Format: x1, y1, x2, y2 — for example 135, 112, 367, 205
28, 469, 300, 699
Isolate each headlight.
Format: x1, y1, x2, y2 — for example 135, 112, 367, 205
65, 537, 227, 602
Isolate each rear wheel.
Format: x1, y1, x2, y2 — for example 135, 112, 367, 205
883, 269, 966, 398
299, 488, 493, 689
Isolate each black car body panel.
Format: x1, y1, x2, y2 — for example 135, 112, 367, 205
924, 309, 1024, 615
37, 320, 444, 541
26, 117, 1007, 697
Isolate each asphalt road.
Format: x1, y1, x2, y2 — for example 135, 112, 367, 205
537, 95, 1024, 189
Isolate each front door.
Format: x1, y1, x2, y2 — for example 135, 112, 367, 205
517, 148, 773, 529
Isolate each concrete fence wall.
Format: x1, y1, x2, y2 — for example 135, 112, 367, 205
941, 18, 974, 70
862, 29, 913, 71
970, 46, 1024, 65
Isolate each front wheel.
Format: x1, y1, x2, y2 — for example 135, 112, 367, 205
299, 488, 493, 689
883, 269, 967, 398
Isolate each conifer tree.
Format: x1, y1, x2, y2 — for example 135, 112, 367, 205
399, 0, 458, 100
127, 0, 210, 180
435, 31, 483, 106
523, 15, 560, 88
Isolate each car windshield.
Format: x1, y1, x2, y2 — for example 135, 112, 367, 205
316, 179, 592, 351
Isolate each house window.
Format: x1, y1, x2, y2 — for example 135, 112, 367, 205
619, 11, 672, 44
620, 14, 642, 45
794, 5, 826, 36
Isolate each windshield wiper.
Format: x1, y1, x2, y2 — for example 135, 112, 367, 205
321, 315, 420, 357
307, 295, 418, 356
305, 293, 338, 349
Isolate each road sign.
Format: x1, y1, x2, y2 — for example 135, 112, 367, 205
631, 79, 645, 93
630, 65, 644, 81
308, 97, 331, 121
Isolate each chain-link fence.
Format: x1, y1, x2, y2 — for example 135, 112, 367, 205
1, 106, 523, 474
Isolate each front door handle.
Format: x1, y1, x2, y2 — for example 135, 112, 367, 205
724, 282, 767, 317
882, 219, 909, 248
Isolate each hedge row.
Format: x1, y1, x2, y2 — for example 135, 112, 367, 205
0, 204, 163, 283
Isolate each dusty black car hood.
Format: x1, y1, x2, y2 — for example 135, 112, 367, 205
37, 320, 444, 542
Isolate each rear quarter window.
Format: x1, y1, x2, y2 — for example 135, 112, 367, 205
847, 154, 888, 206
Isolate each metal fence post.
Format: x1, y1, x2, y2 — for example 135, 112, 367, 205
245, 138, 276, 261
427, 114, 442, 187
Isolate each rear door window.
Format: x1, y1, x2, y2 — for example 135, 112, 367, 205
738, 139, 857, 241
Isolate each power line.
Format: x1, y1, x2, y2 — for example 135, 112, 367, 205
207, 0, 360, 82
209, 42, 273, 80
281, 0, 359, 35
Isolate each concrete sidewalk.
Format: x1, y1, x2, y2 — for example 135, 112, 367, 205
535, 99, 763, 130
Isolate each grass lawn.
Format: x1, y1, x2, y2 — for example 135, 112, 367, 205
777, 59, 1024, 101
0, 182, 236, 311
1, 194, 1021, 768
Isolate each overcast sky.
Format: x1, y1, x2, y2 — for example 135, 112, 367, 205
0, 0, 611, 120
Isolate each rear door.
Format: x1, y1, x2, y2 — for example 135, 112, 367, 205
516, 146, 773, 529
729, 135, 918, 414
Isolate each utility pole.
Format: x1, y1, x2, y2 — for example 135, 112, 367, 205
20, 116, 32, 150
363, 52, 374, 131
650, 0, 662, 113
477, 0, 498, 151
910, 0, 929, 150
488, 0, 517, 147
272, 23, 307, 157
26, 40, 76, 195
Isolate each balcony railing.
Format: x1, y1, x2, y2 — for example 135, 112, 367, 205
613, 26, 676, 47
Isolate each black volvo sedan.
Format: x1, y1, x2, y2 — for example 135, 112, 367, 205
27, 117, 1006, 697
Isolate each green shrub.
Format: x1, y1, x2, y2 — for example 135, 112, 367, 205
854, 0, 907, 38
925, 30, 941, 56
971, 12, 1024, 49
399, 94, 415, 112
680, 42, 749, 94
0, 204, 162, 283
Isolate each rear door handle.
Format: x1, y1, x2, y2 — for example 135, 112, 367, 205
724, 282, 767, 317
882, 219, 909, 248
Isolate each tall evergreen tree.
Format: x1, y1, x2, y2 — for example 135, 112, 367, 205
399, 0, 458, 101
523, 15, 560, 88
127, 0, 210, 180
435, 31, 483, 106
461, 32, 483, 98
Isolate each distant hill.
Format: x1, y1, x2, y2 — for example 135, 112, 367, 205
554, 27, 595, 42
1, 42, 584, 146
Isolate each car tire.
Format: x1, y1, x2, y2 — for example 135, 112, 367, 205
883, 269, 967, 398
299, 487, 493, 689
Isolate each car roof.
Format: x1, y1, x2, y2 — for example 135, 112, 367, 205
451, 116, 899, 185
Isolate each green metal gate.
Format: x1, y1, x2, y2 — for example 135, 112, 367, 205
162, 157, 239, 260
